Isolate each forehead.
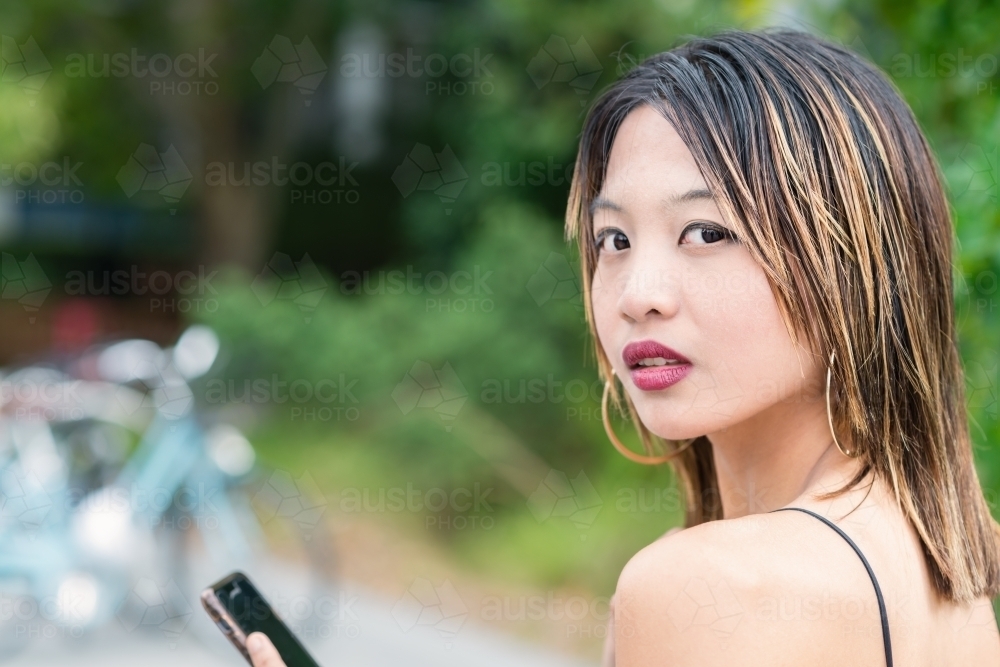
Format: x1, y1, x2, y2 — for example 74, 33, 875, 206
601, 104, 707, 198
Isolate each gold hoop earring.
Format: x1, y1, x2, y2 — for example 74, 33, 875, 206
826, 351, 857, 458
601, 379, 694, 464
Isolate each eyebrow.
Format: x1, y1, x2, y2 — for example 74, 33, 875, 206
589, 188, 715, 217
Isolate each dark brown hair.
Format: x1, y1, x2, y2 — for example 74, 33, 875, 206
566, 28, 1000, 603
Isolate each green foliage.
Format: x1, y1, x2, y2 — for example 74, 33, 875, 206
190, 0, 1000, 594
2, 0, 998, 604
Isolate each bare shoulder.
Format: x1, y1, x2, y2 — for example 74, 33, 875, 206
613, 512, 881, 667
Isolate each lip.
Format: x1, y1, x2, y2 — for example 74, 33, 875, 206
622, 339, 692, 391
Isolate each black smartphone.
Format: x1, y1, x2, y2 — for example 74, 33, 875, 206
201, 571, 322, 667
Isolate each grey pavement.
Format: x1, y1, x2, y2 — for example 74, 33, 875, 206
3, 556, 599, 667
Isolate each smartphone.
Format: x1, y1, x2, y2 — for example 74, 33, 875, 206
201, 571, 321, 667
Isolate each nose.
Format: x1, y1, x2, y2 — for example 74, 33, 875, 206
616, 258, 681, 323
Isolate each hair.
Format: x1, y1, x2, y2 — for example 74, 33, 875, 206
565, 27, 1000, 603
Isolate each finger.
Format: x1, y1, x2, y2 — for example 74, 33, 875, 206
247, 632, 286, 667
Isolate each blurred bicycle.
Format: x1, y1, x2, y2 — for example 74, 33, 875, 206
0, 325, 334, 658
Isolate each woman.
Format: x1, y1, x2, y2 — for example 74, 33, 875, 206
573, 28, 1000, 666
246, 28, 1000, 667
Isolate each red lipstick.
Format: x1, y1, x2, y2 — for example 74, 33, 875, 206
622, 340, 692, 391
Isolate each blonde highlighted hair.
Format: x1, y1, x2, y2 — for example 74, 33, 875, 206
565, 28, 1000, 603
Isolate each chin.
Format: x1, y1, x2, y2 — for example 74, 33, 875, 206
629, 408, 706, 442
647, 425, 706, 442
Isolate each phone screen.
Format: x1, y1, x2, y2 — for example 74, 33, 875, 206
213, 574, 321, 667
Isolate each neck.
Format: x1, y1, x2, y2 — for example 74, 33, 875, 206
705, 396, 860, 519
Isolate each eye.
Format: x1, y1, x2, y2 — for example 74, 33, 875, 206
594, 228, 630, 254
680, 222, 737, 246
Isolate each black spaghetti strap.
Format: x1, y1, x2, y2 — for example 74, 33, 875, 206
771, 506, 893, 667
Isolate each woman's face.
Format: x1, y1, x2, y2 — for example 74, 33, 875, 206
590, 105, 822, 441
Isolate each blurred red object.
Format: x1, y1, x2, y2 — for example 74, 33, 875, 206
51, 298, 101, 353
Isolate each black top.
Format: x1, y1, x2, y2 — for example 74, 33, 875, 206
771, 506, 893, 667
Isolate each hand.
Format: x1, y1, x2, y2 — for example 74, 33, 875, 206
247, 632, 287, 667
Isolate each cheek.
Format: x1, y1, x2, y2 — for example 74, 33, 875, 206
686, 264, 807, 407
590, 268, 620, 366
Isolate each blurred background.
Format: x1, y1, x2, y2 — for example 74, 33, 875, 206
0, 0, 997, 664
